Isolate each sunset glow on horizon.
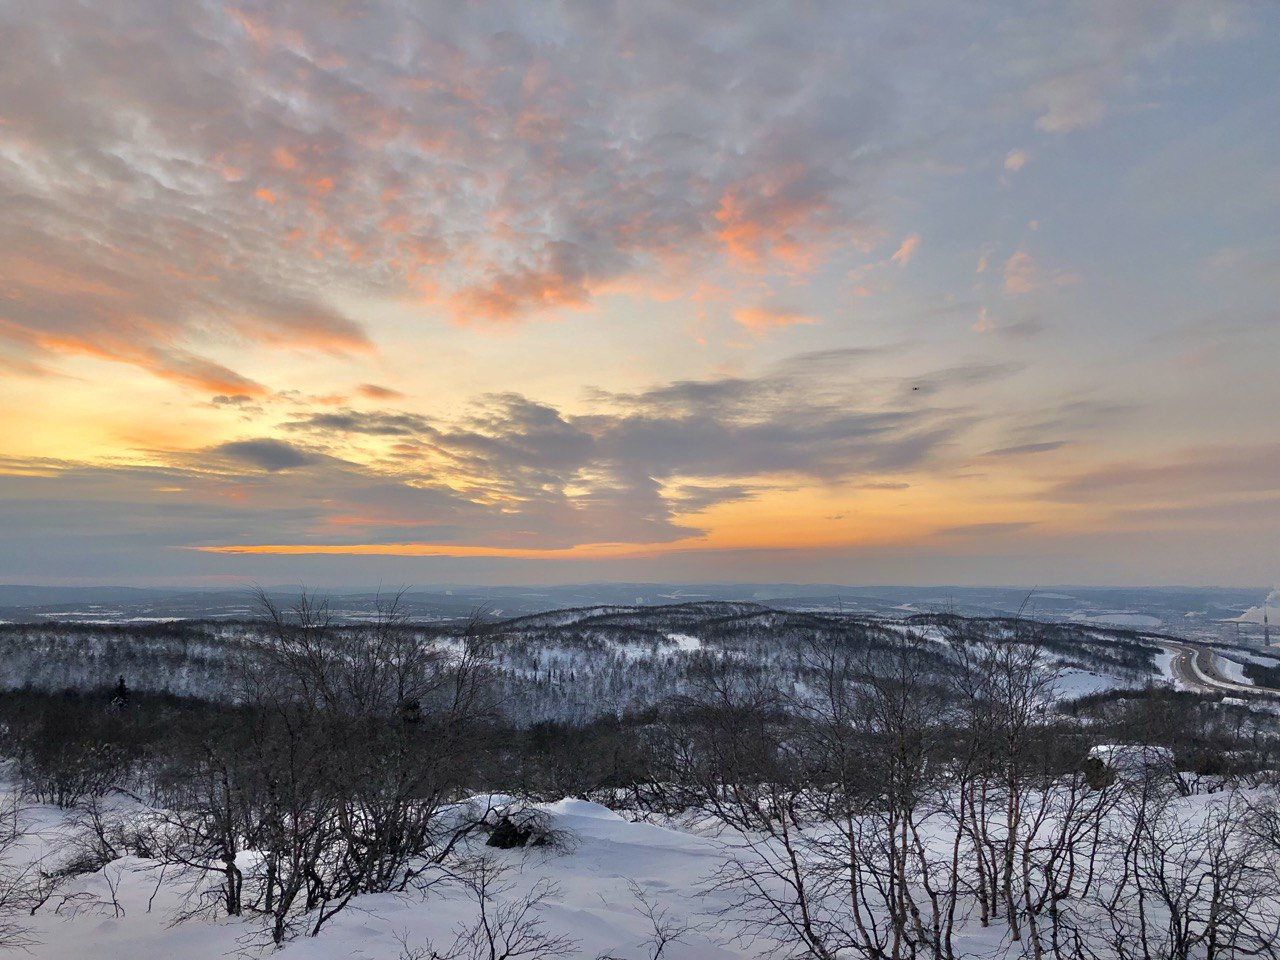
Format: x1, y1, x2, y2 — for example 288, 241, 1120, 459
1, 1, 1277, 588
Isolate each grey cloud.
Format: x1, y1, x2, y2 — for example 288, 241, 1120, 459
996, 318, 1046, 341
282, 411, 435, 437
1044, 444, 1280, 502
214, 439, 316, 472
666, 484, 757, 513
259, 354, 1015, 545
984, 441, 1069, 457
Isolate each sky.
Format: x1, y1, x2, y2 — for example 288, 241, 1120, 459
0, 0, 1277, 589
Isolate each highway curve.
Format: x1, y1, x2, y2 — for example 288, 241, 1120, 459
1159, 639, 1280, 697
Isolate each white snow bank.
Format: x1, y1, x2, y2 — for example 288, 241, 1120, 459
543, 798, 626, 821
1216, 656, 1254, 686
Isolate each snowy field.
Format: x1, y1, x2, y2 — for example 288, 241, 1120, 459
4, 779, 1277, 960
5, 794, 744, 960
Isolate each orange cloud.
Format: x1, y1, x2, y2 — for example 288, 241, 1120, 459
356, 383, 405, 400
255, 188, 277, 204
449, 261, 592, 323
0, 320, 268, 395
271, 146, 298, 170
715, 165, 834, 274
733, 306, 818, 334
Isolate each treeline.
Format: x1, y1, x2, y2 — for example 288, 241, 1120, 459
0, 604, 1166, 726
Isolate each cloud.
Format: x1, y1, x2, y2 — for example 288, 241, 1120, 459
1014, 1, 1234, 133
733, 307, 818, 334
1004, 149, 1029, 172
356, 383, 405, 401
0, 0, 901, 378
995, 317, 1046, 340
214, 439, 315, 472
212, 395, 258, 408
281, 410, 434, 437
1003, 250, 1079, 295
976, 245, 993, 274
984, 441, 1068, 457
891, 233, 922, 267
0, 348, 1021, 564
1044, 444, 1280, 503
1003, 252, 1039, 294
3, 0, 1216, 394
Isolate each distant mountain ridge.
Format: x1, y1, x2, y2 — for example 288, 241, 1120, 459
0, 583, 1269, 644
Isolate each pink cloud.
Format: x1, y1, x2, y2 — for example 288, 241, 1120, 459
891, 233, 922, 268
733, 306, 818, 334
1003, 250, 1079, 295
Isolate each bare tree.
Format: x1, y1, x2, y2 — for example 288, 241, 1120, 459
0, 794, 47, 949
1091, 783, 1280, 960
397, 856, 576, 960
238, 589, 500, 942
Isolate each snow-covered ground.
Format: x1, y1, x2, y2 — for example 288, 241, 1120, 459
1152, 649, 1179, 686
1053, 667, 1130, 698
6, 794, 747, 960
4, 780, 1275, 960
1216, 655, 1254, 686
665, 633, 702, 653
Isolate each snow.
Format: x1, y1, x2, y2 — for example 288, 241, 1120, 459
1216, 656, 1254, 686
1054, 668, 1125, 698
4, 781, 1274, 960
1152, 650, 1179, 686
1089, 743, 1174, 772
6, 790, 746, 960
665, 633, 702, 653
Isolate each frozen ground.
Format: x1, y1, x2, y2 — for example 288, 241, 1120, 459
2, 781, 1269, 960
5, 793, 750, 960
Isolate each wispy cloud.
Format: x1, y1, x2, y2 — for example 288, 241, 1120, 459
1003, 251, 1079, 295
1004, 149, 1030, 172
733, 306, 818, 334
891, 233, 922, 267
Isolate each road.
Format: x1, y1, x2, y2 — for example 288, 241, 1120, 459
1160, 639, 1280, 697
